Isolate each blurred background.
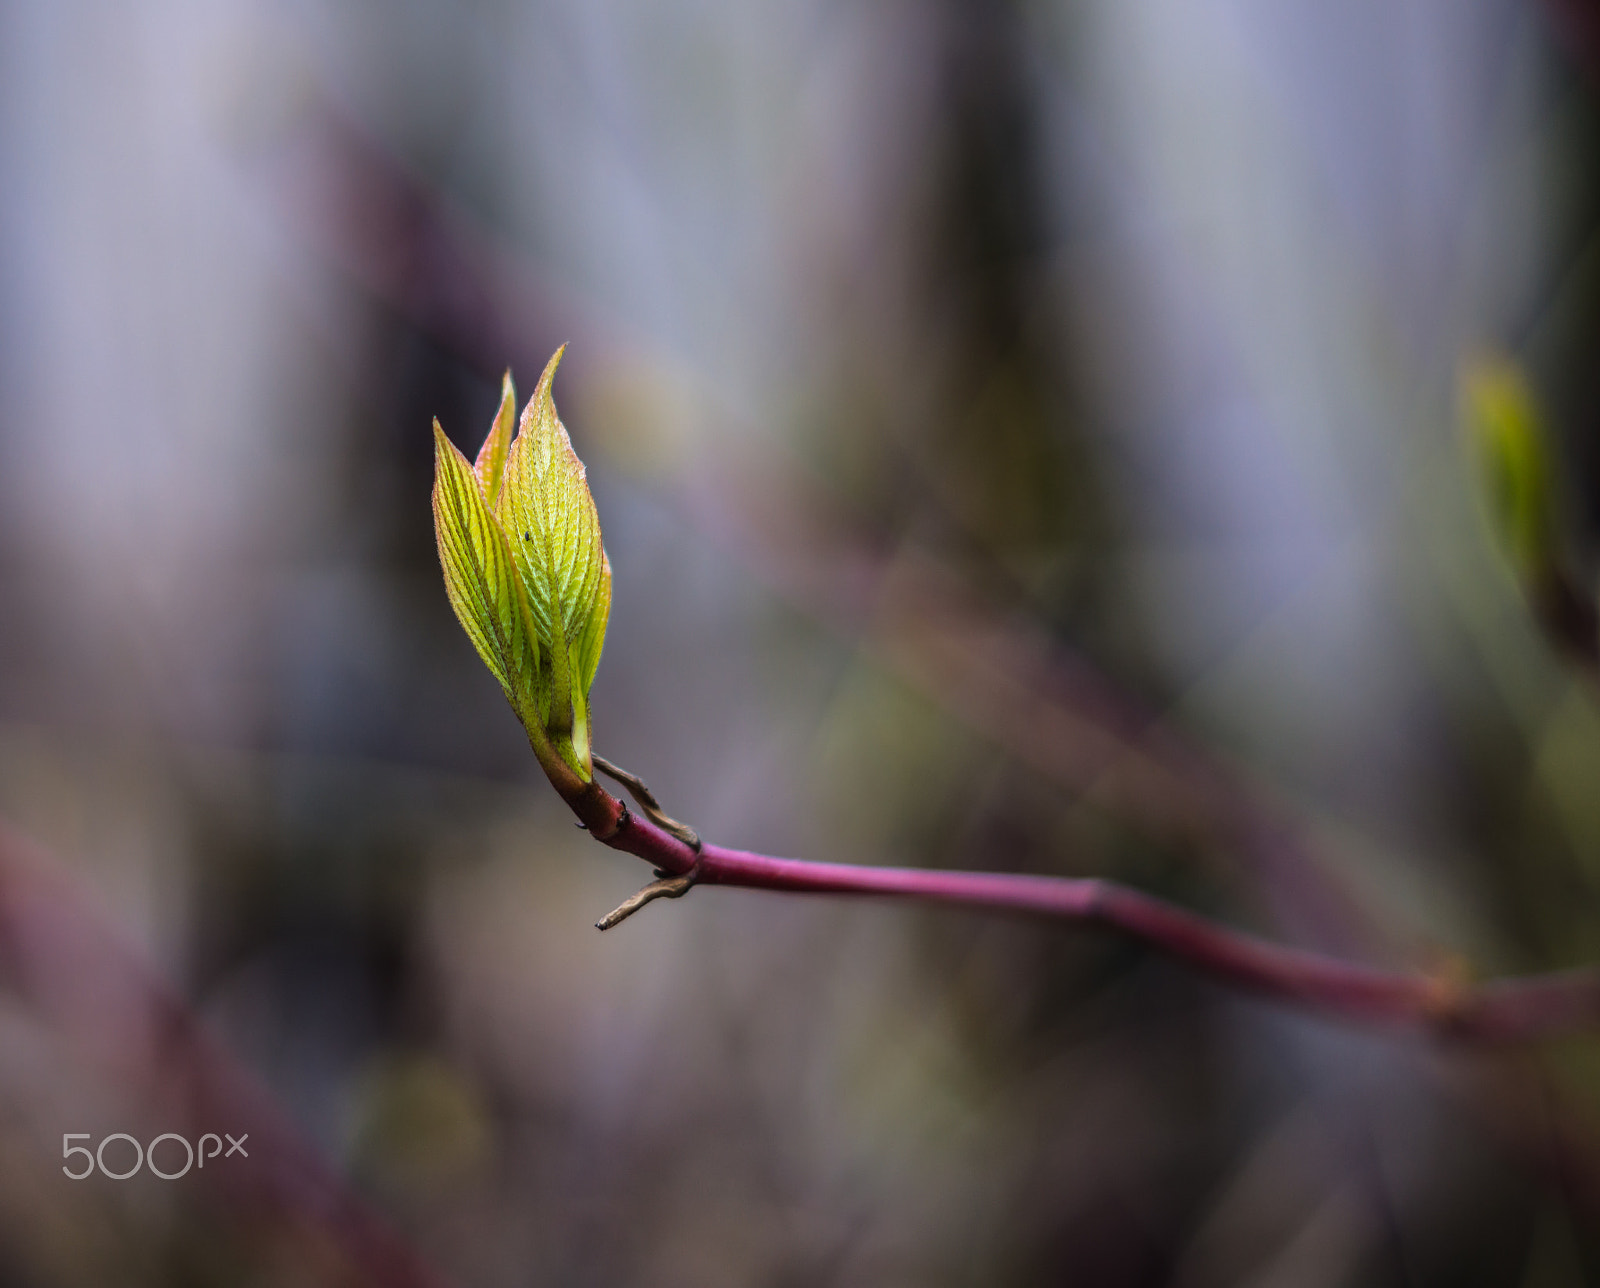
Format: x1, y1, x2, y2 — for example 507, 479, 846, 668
1, 0, 1599, 1283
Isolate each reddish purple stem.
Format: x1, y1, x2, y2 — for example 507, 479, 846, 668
593, 807, 1600, 1043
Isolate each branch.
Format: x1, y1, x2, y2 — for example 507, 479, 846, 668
0, 821, 448, 1288
280, 110, 1600, 1045
274, 114, 1391, 964
585, 790, 1600, 1044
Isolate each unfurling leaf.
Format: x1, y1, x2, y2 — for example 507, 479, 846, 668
432, 347, 612, 782
497, 345, 611, 775
432, 424, 539, 701
1462, 355, 1555, 583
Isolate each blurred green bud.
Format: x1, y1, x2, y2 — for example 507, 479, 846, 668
1462, 354, 1556, 585
433, 346, 612, 781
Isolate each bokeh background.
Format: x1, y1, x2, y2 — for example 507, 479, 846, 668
1, 0, 1600, 1283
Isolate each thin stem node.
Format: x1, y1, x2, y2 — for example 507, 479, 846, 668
593, 754, 702, 851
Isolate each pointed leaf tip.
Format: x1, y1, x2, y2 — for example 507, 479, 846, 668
474, 370, 517, 507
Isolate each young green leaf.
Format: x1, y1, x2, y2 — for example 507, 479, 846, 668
432, 421, 540, 706
494, 346, 612, 777
573, 547, 612, 694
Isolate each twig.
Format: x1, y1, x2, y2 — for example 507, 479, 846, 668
274, 111, 1600, 1043
595, 870, 697, 930
274, 114, 1390, 964
577, 782, 1600, 1042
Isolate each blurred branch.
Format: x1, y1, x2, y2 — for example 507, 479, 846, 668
722, 533, 1384, 954
0, 821, 448, 1288
1536, 0, 1600, 87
